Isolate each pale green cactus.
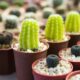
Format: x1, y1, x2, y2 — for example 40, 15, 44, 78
65, 11, 80, 33
45, 14, 65, 42
19, 19, 39, 50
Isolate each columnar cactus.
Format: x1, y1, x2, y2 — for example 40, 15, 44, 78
65, 11, 80, 33
19, 19, 39, 50
45, 14, 65, 41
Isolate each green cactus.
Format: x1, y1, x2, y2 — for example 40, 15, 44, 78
19, 19, 39, 50
45, 14, 65, 42
0, 1, 9, 10
65, 11, 80, 33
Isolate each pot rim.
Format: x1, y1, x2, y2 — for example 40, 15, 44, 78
66, 70, 80, 80
12, 42, 49, 54
59, 48, 80, 63
32, 58, 73, 78
66, 32, 80, 36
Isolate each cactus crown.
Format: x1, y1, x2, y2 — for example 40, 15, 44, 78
19, 19, 39, 51
65, 11, 80, 33
45, 14, 65, 42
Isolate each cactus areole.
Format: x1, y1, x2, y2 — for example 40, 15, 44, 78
45, 14, 65, 42
65, 11, 80, 33
19, 19, 39, 51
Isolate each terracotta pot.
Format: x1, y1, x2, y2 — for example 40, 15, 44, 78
66, 70, 80, 80
59, 48, 80, 70
32, 58, 73, 80
13, 42, 49, 80
67, 34, 80, 47
0, 48, 15, 75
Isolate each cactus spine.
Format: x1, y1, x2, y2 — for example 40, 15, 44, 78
65, 11, 80, 33
19, 19, 39, 50
45, 14, 65, 42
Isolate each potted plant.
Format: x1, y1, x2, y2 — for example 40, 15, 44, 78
32, 55, 73, 80
13, 19, 49, 80
41, 14, 70, 55
65, 11, 80, 47
66, 70, 80, 80
0, 31, 15, 75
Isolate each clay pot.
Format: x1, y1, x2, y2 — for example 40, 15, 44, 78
13, 42, 49, 80
66, 71, 80, 80
0, 48, 15, 75
32, 58, 73, 80
68, 34, 80, 47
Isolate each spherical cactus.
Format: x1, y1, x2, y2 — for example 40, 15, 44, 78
0, 31, 13, 46
0, 1, 9, 10
45, 14, 65, 42
43, 8, 53, 19
19, 19, 39, 50
52, 0, 63, 8
13, 0, 24, 6
65, 11, 80, 33
26, 5, 38, 13
4, 15, 18, 29
9, 9, 21, 17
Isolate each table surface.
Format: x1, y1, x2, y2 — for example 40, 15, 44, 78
0, 73, 16, 80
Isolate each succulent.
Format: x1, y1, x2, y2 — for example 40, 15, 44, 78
43, 8, 53, 19
0, 31, 13, 46
45, 14, 65, 42
52, 0, 63, 8
65, 11, 80, 33
46, 55, 59, 68
19, 19, 39, 51
26, 5, 38, 13
71, 45, 80, 57
4, 15, 18, 29
13, 0, 24, 6
0, 1, 9, 10
9, 9, 21, 17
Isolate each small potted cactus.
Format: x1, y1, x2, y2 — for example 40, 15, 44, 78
0, 31, 15, 75
41, 14, 70, 55
65, 11, 80, 47
9, 9, 21, 17
13, 19, 49, 80
0, 1, 9, 10
4, 15, 19, 36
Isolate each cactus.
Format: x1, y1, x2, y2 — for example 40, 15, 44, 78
43, 8, 53, 19
52, 0, 63, 8
9, 9, 21, 17
65, 11, 80, 33
4, 15, 18, 29
0, 1, 9, 10
45, 14, 65, 42
19, 19, 39, 50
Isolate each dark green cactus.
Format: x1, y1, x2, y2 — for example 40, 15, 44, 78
65, 11, 80, 33
4, 15, 18, 29
45, 14, 65, 42
19, 19, 39, 50
9, 9, 21, 17
0, 1, 9, 10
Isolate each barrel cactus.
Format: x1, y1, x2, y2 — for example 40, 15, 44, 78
65, 11, 80, 33
19, 19, 39, 51
4, 15, 18, 29
45, 14, 65, 42
0, 1, 9, 10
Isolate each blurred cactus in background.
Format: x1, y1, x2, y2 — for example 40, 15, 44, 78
0, 1, 9, 10
4, 15, 18, 29
45, 14, 65, 42
19, 19, 39, 50
65, 11, 80, 33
